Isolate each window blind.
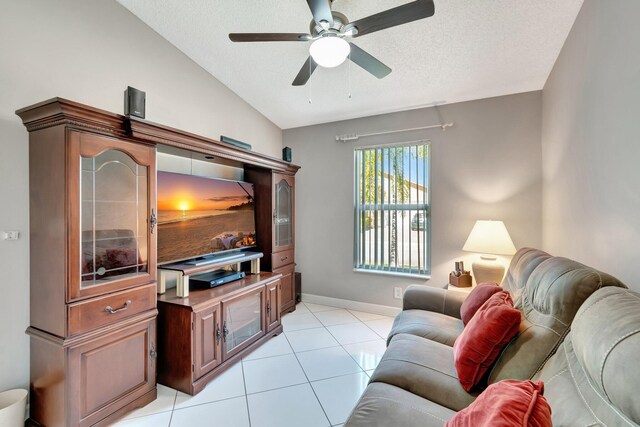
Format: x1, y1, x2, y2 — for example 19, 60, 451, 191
354, 142, 430, 276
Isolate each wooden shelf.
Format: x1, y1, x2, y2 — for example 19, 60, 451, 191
158, 272, 281, 309
157, 252, 264, 297
160, 251, 263, 277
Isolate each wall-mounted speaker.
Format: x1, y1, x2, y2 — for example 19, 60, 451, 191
124, 86, 146, 119
283, 146, 292, 162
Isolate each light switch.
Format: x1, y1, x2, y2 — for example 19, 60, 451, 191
2, 231, 20, 241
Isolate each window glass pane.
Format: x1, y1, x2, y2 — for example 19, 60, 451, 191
354, 142, 430, 275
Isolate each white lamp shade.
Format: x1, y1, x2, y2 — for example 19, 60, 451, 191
462, 220, 516, 255
309, 37, 350, 68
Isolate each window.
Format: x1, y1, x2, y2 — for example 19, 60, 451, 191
354, 142, 430, 277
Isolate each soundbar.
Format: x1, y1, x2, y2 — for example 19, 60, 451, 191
190, 270, 246, 289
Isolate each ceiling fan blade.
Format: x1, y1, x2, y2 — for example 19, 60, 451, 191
349, 43, 391, 79
345, 0, 435, 38
229, 33, 312, 42
306, 0, 334, 26
292, 56, 318, 86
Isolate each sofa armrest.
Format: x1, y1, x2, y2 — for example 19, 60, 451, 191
403, 285, 467, 319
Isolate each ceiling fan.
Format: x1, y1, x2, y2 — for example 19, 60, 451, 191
229, 0, 435, 86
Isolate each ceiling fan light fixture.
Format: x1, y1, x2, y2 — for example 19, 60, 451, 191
309, 36, 350, 68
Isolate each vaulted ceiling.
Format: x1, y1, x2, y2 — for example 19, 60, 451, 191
117, 0, 583, 129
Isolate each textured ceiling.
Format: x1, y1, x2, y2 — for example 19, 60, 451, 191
117, 0, 583, 129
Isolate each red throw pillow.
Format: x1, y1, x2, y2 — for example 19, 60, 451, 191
445, 380, 552, 427
459, 282, 502, 325
453, 291, 521, 391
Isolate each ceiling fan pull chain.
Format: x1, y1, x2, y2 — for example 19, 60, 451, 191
308, 58, 313, 104
348, 50, 352, 99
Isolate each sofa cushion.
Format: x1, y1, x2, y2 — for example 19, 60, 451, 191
501, 248, 552, 304
445, 380, 552, 427
459, 282, 501, 325
344, 382, 455, 427
370, 333, 477, 411
532, 287, 640, 426
534, 287, 640, 426
453, 292, 521, 391
387, 309, 464, 346
488, 255, 626, 384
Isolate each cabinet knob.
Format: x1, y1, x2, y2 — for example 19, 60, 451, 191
281, 256, 288, 261
104, 300, 131, 314
266, 302, 271, 313
150, 343, 157, 360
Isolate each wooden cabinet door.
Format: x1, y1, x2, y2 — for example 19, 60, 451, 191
221, 286, 265, 360
68, 130, 157, 301
266, 279, 281, 332
193, 304, 222, 380
274, 264, 295, 314
68, 317, 156, 427
272, 173, 295, 252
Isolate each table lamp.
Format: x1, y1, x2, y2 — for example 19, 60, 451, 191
462, 220, 516, 285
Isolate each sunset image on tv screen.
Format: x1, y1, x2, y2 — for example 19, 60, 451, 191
157, 172, 256, 264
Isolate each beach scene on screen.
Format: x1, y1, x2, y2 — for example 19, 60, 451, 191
157, 172, 256, 264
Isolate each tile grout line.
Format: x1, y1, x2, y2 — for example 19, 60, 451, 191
302, 304, 371, 425
169, 392, 248, 412
240, 358, 252, 427
305, 303, 384, 375
167, 389, 177, 426
281, 309, 334, 427
315, 310, 375, 381
302, 303, 395, 425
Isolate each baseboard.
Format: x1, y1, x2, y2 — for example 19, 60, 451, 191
301, 293, 401, 317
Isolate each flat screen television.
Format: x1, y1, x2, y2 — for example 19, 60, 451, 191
157, 171, 257, 264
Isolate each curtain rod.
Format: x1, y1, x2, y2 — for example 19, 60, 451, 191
335, 122, 454, 143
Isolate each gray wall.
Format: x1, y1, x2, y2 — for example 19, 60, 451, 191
284, 92, 543, 307
0, 0, 282, 391
541, 0, 640, 290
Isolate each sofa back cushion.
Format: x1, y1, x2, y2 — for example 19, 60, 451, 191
489, 254, 626, 384
501, 248, 551, 304
535, 287, 640, 426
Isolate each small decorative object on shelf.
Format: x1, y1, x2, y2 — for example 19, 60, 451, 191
449, 260, 472, 287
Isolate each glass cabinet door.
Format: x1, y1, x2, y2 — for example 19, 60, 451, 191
222, 288, 264, 359
81, 150, 148, 284
70, 131, 156, 300
274, 174, 294, 250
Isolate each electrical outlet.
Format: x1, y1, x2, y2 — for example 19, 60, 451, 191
2, 230, 20, 241
394, 287, 403, 299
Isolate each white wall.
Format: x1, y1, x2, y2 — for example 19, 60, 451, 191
0, 0, 282, 391
541, 0, 640, 290
284, 92, 543, 307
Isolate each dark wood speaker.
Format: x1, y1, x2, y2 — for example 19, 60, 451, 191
283, 146, 292, 162
124, 86, 145, 118
294, 271, 301, 303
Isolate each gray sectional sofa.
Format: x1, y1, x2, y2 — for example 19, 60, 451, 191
345, 248, 639, 426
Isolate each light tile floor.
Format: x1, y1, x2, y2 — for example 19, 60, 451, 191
111, 302, 394, 427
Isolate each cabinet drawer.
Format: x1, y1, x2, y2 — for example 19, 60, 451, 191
271, 250, 294, 270
68, 283, 156, 336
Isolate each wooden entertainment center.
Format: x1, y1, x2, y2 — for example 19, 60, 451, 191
17, 98, 299, 426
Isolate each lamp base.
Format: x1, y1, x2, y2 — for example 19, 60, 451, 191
471, 255, 505, 285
